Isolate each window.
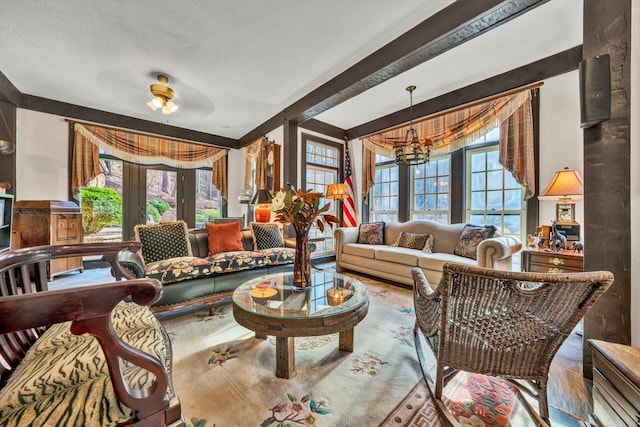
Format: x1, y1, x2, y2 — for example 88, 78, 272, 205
81, 151, 225, 241
411, 156, 450, 223
370, 154, 399, 221
302, 134, 343, 255
466, 146, 524, 240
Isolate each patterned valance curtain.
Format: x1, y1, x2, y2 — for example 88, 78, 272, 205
362, 88, 536, 199
71, 123, 228, 199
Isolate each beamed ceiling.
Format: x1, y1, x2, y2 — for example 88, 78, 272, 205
0, 0, 582, 149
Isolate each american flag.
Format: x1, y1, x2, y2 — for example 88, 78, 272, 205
343, 141, 357, 227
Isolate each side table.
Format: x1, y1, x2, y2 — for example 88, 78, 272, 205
588, 339, 640, 426
521, 247, 583, 273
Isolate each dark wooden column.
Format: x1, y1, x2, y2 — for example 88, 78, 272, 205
0, 101, 16, 194
582, 0, 632, 377
283, 119, 298, 188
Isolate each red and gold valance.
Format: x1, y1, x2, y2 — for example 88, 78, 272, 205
71, 123, 227, 199
362, 87, 537, 199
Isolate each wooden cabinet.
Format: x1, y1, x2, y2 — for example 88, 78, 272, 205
0, 194, 13, 252
12, 200, 84, 279
588, 340, 640, 427
521, 247, 583, 273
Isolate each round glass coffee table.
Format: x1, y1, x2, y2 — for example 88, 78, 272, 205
232, 271, 369, 378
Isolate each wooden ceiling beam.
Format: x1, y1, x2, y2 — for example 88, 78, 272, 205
239, 0, 551, 146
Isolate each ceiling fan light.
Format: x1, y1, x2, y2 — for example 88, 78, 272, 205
167, 101, 178, 113
152, 97, 164, 108
146, 100, 158, 111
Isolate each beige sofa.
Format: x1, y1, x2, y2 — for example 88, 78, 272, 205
335, 220, 522, 286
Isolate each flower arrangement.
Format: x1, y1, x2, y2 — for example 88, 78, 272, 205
270, 185, 339, 235
270, 185, 339, 287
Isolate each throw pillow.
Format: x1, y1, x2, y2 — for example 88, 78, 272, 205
205, 222, 244, 256
134, 220, 192, 264
250, 223, 285, 250
392, 232, 434, 253
357, 222, 385, 245
453, 224, 497, 260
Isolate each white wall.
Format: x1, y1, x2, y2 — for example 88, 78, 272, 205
631, 0, 639, 346
16, 109, 69, 200
538, 71, 584, 230
225, 147, 246, 220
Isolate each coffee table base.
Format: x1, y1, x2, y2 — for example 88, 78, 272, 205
272, 329, 355, 379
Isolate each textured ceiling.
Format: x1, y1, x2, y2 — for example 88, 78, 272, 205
0, 0, 581, 140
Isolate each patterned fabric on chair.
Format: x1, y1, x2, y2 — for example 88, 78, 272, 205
412, 263, 614, 426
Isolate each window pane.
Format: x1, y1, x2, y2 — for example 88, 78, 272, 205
437, 194, 449, 210
487, 171, 502, 190
504, 189, 522, 210
425, 195, 436, 210
487, 150, 500, 170
486, 190, 503, 210
195, 169, 221, 228
415, 178, 425, 193
82, 159, 123, 243
504, 214, 521, 234
470, 214, 485, 224
471, 153, 486, 172
471, 192, 485, 210
426, 161, 437, 176
504, 170, 520, 189
146, 169, 176, 223
486, 214, 502, 228
471, 172, 486, 191
438, 158, 450, 175
414, 195, 424, 210
437, 177, 449, 193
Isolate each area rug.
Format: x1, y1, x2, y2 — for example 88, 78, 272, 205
159, 272, 531, 427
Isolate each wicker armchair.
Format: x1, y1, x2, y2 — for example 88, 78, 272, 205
412, 263, 614, 426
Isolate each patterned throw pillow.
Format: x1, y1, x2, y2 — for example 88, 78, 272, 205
392, 232, 434, 253
453, 224, 497, 260
134, 221, 192, 264
250, 223, 285, 250
357, 222, 385, 245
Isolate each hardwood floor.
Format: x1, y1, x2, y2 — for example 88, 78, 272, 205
50, 265, 594, 426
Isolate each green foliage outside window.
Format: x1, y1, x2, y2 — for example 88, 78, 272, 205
146, 200, 170, 222
81, 186, 122, 234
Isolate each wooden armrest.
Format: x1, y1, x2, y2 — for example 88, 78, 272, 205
0, 278, 169, 421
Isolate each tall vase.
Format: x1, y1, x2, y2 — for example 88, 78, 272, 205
293, 229, 311, 289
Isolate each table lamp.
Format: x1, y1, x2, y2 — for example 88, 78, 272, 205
250, 188, 273, 222
539, 167, 584, 224
326, 183, 348, 200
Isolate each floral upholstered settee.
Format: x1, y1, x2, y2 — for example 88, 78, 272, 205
118, 221, 295, 311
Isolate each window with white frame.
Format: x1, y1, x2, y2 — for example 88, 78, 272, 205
466, 146, 524, 240
370, 154, 399, 222
303, 135, 341, 255
411, 156, 450, 223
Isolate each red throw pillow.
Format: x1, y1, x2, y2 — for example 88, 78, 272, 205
205, 222, 244, 256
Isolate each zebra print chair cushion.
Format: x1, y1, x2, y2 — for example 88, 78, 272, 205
0, 302, 173, 427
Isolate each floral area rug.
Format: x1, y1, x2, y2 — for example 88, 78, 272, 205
159, 272, 531, 427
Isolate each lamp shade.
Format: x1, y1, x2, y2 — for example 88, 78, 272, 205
326, 183, 348, 200
250, 188, 273, 205
539, 167, 584, 200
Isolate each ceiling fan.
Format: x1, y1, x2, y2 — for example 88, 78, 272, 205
146, 74, 179, 115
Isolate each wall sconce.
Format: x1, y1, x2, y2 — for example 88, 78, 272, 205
539, 167, 584, 224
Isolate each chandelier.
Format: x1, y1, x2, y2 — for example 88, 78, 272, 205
146, 74, 179, 115
394, 85, 429, 166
